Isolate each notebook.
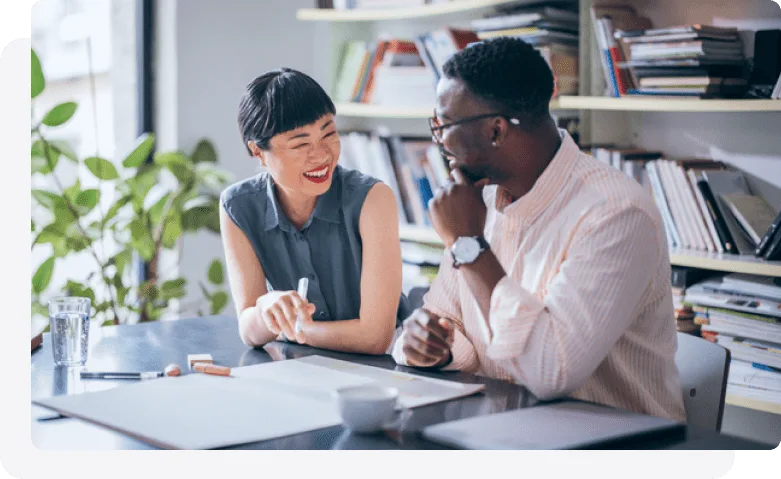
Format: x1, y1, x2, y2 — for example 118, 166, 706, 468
421, 401, 684, 450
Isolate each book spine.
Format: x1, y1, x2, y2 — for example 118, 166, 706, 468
696, 179, 738, 254
763, 226, 781, 261
756, 209, 781, 257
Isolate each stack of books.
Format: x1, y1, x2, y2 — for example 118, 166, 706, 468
470, 1, 579, 95
338, 131, 447, 227
687, 274, 781, 406
333, 38, 436, 106
585, 147, 781, 257
670, 266, 716, 335
617, 25, 749, 98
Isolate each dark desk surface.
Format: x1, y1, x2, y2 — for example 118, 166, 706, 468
31, 316, 770, 450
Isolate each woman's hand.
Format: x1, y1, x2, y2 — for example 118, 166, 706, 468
255, 291, 316, 342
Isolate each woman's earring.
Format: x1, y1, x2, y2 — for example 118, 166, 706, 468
491, 141, 497, 147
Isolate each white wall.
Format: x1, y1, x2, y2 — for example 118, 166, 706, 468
155, 0, 329, 316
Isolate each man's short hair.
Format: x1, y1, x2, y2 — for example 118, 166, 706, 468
442, 37, 554, 125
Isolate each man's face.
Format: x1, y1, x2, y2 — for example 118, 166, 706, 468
433, 78, 497, 184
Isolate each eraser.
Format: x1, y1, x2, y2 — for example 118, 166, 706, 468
187, 353, 214, 369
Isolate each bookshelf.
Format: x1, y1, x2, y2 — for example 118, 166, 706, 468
297, 0, 520, 21
336, 98, 781, 118
304, 0, 781, 443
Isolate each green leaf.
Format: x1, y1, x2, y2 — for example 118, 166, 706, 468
31, 219, 35, 232
210, 291, 229, 315
33, 223, 66, 245
192, 139, 217, 163
63, 179, 81, 205
32, 49, 45, 98
50, 140, 78, 162
41, 102, 77, 127
181, 202, 220, 233
53, 201, 78, 224
51, 238, 69, 257
104, 195, 131, 225
148, 192, 171, 225
85, 157, 119, 180
154, 151, 188, 168
32, 257, 55, 294
31, 190, 62, 210
75, 189, 100, 213
207, 259, 224, 285
111, 249, 132, 276
31, 140, 60, 174
129, 218, 156, 261
195, 163, 231, 190
139, 281, 159, 301
122, 133, 156, 168
65, 281, 96, 304
32, 302, 48, 318
160, 212, 181, 249
161, 278, 187, 300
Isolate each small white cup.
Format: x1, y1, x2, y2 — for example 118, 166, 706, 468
334, 385, 400, 434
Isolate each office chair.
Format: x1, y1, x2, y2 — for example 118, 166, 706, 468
674, 331, 731, 432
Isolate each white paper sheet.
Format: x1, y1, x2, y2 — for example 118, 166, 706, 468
232, 355, 486, 409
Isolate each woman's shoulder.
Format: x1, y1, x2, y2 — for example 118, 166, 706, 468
220, 172, 269, 207
335, 164, 380, 193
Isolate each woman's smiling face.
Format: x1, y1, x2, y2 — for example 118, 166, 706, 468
252, 114, 341, 197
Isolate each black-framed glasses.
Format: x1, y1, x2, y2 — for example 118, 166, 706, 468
428, 110, 520, 144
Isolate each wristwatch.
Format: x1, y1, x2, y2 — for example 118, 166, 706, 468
450, 236, 490, 269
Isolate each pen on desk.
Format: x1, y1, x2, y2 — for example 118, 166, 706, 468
752, 363, 781, 373
295, 277, 309, 336
80, 364, 181, 380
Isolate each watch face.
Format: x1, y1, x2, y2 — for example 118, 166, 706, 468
453, 237, 481, 264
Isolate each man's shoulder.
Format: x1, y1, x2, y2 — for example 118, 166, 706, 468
571, 152, 659, 217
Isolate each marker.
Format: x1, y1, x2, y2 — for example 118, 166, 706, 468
295, 277, 310, 336
80, 364, 181, 380
752, 362, 781, 374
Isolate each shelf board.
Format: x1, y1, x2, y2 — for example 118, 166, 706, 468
337, 102, 431, 119
335, 98, 781, 118
399, 225, 443, 245
669, 249, 781, 277
400, 227, 781, 276
725, 395, 781, 415
297, 0, 520, 21
555, 96, 781, 112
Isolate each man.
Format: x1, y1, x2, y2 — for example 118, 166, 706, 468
391, 37, 686, 421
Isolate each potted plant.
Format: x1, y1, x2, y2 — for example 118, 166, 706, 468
31, 48, 231, 326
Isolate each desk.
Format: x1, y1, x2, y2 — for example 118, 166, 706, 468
31, 316, 770, 450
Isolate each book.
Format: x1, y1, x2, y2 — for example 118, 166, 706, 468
471, 7, 579, 32
702, 170, 756, 255
755, 209, 781, 257
764, 225, 781, 261
720, 194, 778, 246
696, 177, 737, 254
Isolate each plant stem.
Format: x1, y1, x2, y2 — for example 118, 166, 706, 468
37, 133, 121, 324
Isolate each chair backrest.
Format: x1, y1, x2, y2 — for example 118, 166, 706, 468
674, 332, 731, 432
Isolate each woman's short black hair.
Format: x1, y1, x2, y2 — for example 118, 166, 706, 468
442, 37, 554, 127
238, 68, 335, 153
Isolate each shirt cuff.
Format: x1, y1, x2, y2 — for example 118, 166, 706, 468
487, 275, 545, 361
441, 327, 479, 372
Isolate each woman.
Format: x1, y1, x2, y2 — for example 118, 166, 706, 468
220, 68, 409, 355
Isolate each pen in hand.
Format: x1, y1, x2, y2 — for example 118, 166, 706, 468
295, 277, 309, 336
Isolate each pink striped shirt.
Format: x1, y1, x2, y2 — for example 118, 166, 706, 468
393, 130, 686, 421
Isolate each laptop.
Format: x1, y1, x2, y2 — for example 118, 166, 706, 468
421, 400, 685, 450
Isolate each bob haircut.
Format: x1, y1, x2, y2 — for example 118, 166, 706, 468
238, 68, 336, 154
